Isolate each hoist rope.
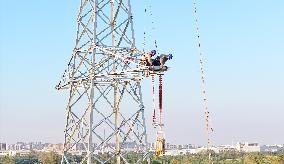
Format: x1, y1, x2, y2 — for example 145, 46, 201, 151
192, 0, 214, 159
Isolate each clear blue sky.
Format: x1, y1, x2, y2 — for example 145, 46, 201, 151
1, 0, 283, 145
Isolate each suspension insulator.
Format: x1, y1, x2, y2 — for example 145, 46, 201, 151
159, 75, 163, 124
152, 110, 156, 124
152, 75, 156, 126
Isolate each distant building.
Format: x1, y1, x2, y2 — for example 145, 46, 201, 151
169, 144, 177, 150
6, 142, 25, 151
121, 142, 137, 149
165, 149, 187, 156
236, 142, 260, 152
166, 143, 170, 150
0, 143, 6, 151
218, 145, 237, 152
42, 143, 63, 152
76, 143, 85, 151
261, 144, 284, 153
0, 151, 9, 156
183, 144, 193, 149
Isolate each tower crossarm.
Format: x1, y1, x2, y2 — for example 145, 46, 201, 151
55, 45, 153, 90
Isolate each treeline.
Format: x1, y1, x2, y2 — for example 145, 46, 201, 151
0, 151, 284, 164
152, 151, 284, 164
0, 151, 61, 164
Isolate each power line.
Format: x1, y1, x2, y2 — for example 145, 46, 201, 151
192, 0, 214, 162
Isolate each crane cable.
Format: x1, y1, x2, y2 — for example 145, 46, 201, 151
193, 0, 214, 161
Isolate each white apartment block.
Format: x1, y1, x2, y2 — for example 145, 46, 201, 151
236, 142, 260, 152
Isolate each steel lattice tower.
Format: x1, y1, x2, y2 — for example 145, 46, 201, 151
56, 0, 154, 163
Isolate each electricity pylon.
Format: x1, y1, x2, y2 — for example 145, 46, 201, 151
56, 0, 152, 163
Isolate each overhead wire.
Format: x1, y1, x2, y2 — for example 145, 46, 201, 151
148, 0, 159, 54
192, 0, 214, 162
142, 2, 147, 52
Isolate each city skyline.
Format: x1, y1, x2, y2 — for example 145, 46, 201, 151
0, 140, 283, 147
1, 141, 283, 156
1, 0, 284, 146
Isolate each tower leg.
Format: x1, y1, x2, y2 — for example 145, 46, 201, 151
87, 83, 94, 164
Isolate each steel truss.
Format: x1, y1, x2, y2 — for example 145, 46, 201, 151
56, 0, 159, 163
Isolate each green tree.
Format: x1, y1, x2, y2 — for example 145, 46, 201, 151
38, 151, 61, 164
0, 155, 15, 164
